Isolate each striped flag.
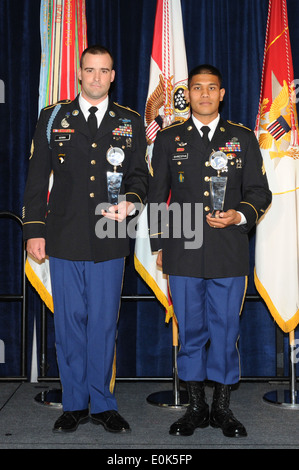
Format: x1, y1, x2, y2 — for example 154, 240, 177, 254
39, 0, 87, 109
134, 0, 189, 321
254, 0, 299, 333
25, 0, 87, 312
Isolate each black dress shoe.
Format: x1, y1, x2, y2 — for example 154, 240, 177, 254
53, 409, 89, 433
90, 410, 131, 433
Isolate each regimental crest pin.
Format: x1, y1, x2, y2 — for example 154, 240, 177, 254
61, 118, 70, 128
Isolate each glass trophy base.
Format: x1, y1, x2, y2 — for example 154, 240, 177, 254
107, 171, 123, 206
210, 176, 227, 214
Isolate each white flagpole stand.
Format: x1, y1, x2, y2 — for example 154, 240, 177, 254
263, 330, 299, 408
34, 303, 62, 408
147, 317, 188, 408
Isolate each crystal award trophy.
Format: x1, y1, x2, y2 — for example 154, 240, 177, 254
209, 151, 228, 216
106, 147, 125, 205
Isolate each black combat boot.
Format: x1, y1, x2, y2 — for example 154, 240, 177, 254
209, 382, 247, 437
169, 381, 209, 436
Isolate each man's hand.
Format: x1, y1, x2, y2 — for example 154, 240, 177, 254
156, 250, 163, 268
206, 209, 241, 229
26, 238, 46, 261
101, 200, 135, 222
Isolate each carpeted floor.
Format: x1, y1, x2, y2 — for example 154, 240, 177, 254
0, 380, 299, 454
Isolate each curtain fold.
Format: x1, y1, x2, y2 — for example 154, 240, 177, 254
0, 0, 41, 377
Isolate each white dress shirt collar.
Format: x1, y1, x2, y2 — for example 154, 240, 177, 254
79, 93, 109, 126
192, 114, 220, 140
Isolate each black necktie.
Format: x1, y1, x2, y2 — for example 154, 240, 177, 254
201, 126, 210, 147
88, 106, 98, 137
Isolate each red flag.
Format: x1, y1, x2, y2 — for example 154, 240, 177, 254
254, 0, 299, 332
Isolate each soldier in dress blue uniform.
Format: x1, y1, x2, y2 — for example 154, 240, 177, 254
147, 64, 272, 438
23, 45, 148, 433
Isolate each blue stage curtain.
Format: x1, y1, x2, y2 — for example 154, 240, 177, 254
0, 0, 299, 379
0, 0, 41, 378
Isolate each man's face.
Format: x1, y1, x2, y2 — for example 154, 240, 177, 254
78, 52, 115, 104
185, 73, 225, 123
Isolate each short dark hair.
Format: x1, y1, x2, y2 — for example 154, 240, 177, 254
188, 64, 223, 88
80, 45, 114, 69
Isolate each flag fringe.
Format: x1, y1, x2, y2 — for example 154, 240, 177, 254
134, 254, 173, 323
254, 268, 299, 333
25, 259, 54, 313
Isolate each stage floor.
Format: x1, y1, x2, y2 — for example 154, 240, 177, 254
0, 380, 298, 451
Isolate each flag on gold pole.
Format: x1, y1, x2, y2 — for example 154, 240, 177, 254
254, 0, 299, 333
134, 0, 190, 322
25, 0, 87, 312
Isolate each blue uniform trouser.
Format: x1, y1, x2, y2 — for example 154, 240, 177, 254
49, 257, 125, 413
169, 275, 247, 385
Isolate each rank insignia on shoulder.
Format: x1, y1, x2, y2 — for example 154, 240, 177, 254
44, 99, 71, 110
113, 102, 141, 116
227, 120, 251, 131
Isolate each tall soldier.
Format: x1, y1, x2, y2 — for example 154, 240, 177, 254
147, 64, 272, 438
23, 45, 148, 433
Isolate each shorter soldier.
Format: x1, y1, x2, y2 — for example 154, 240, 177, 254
23, 45, 148, 433
147, 64, 272, 438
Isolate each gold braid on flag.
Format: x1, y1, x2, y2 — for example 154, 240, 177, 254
145, 74, 165, 127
